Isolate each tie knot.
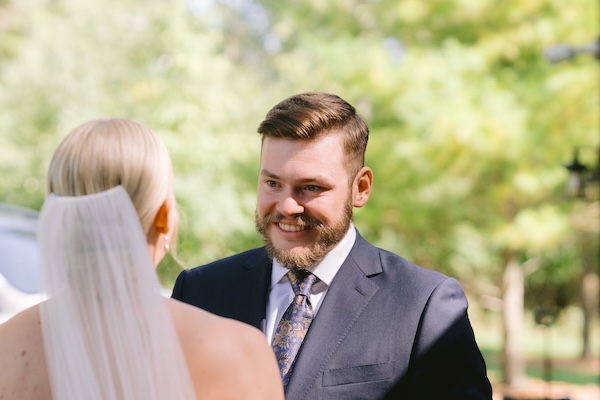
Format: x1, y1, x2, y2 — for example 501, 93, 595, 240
287, 270, 317, 297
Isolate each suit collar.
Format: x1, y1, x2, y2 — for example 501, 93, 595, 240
348, 230, 383, 277
242, 247, 271, 271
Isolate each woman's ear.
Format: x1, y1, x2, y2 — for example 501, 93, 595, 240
153, 200, 170, 234
353, 166, 373, 208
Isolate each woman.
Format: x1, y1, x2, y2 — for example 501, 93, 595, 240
0, 118, 284, 400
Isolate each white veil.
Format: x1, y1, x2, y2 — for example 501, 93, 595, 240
39, 186, 195, 400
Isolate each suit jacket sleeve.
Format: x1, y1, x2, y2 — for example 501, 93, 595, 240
385, 277, 491, 399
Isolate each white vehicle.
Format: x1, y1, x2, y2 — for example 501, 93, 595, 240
0, 203, 45, 323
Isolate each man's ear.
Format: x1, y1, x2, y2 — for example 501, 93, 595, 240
353, 166, 373, 208
153, 200, 170, 234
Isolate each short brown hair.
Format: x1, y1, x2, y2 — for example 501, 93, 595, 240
257, 92, 369, 178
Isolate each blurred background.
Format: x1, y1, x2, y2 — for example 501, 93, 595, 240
0, 0, 598, 398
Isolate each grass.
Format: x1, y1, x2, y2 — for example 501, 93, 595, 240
470, 306, 600, 386
481, 347, 599, 386
524, 362, 598, 385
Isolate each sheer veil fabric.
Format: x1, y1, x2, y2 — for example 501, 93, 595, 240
39, 186, 195, 400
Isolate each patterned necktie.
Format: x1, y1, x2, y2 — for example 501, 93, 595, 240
272, 269, 318, 387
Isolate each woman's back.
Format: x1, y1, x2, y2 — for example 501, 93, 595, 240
0, 299, 283, 400
168, 298, 284, 399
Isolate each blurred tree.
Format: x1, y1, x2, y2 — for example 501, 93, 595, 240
0, 0, 279, 277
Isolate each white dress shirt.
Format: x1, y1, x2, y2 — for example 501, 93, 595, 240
265, 224, 356, 343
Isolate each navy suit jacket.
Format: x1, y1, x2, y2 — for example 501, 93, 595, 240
172, 230, 492, 399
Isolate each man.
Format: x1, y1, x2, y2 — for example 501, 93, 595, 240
173, 92, 492, 399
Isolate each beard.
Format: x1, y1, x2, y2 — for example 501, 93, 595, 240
255, 196, 354, 271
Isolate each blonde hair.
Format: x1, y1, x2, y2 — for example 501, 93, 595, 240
47, 118, 174, 235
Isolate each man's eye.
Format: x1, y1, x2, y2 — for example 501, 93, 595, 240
266, 180, 277, 187
306, 185, 319, 192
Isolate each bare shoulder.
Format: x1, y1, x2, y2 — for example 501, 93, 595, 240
167, 298, 266, 348
0, 304, 43, 356
167, 298, 284, 400
0, 304, 51, 400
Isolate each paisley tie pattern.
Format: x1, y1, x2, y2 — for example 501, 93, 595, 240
272, 270, 318, 388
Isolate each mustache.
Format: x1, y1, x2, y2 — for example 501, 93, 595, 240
262, 212, 322, 228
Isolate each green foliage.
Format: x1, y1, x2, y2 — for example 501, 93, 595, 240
0, 0, 597, 304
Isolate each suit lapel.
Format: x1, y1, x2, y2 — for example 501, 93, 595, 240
285, 233, 382, 399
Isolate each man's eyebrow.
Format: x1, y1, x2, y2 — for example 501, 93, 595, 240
259, 169, 332, 185
259, 169, 279, 179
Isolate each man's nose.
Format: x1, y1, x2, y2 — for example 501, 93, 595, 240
277, 195, 304, 216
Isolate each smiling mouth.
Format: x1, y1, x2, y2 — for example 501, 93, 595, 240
278, 223, 310, 232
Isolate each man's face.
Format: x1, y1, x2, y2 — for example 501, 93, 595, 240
255, 134, 354, 270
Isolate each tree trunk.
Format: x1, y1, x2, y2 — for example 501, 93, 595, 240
580, 271, 598, 359
572, 202, 600, 359
502, 256, 526, 387
580, 231, 599, 359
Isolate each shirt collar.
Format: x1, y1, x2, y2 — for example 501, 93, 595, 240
270, 223, 356, 289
